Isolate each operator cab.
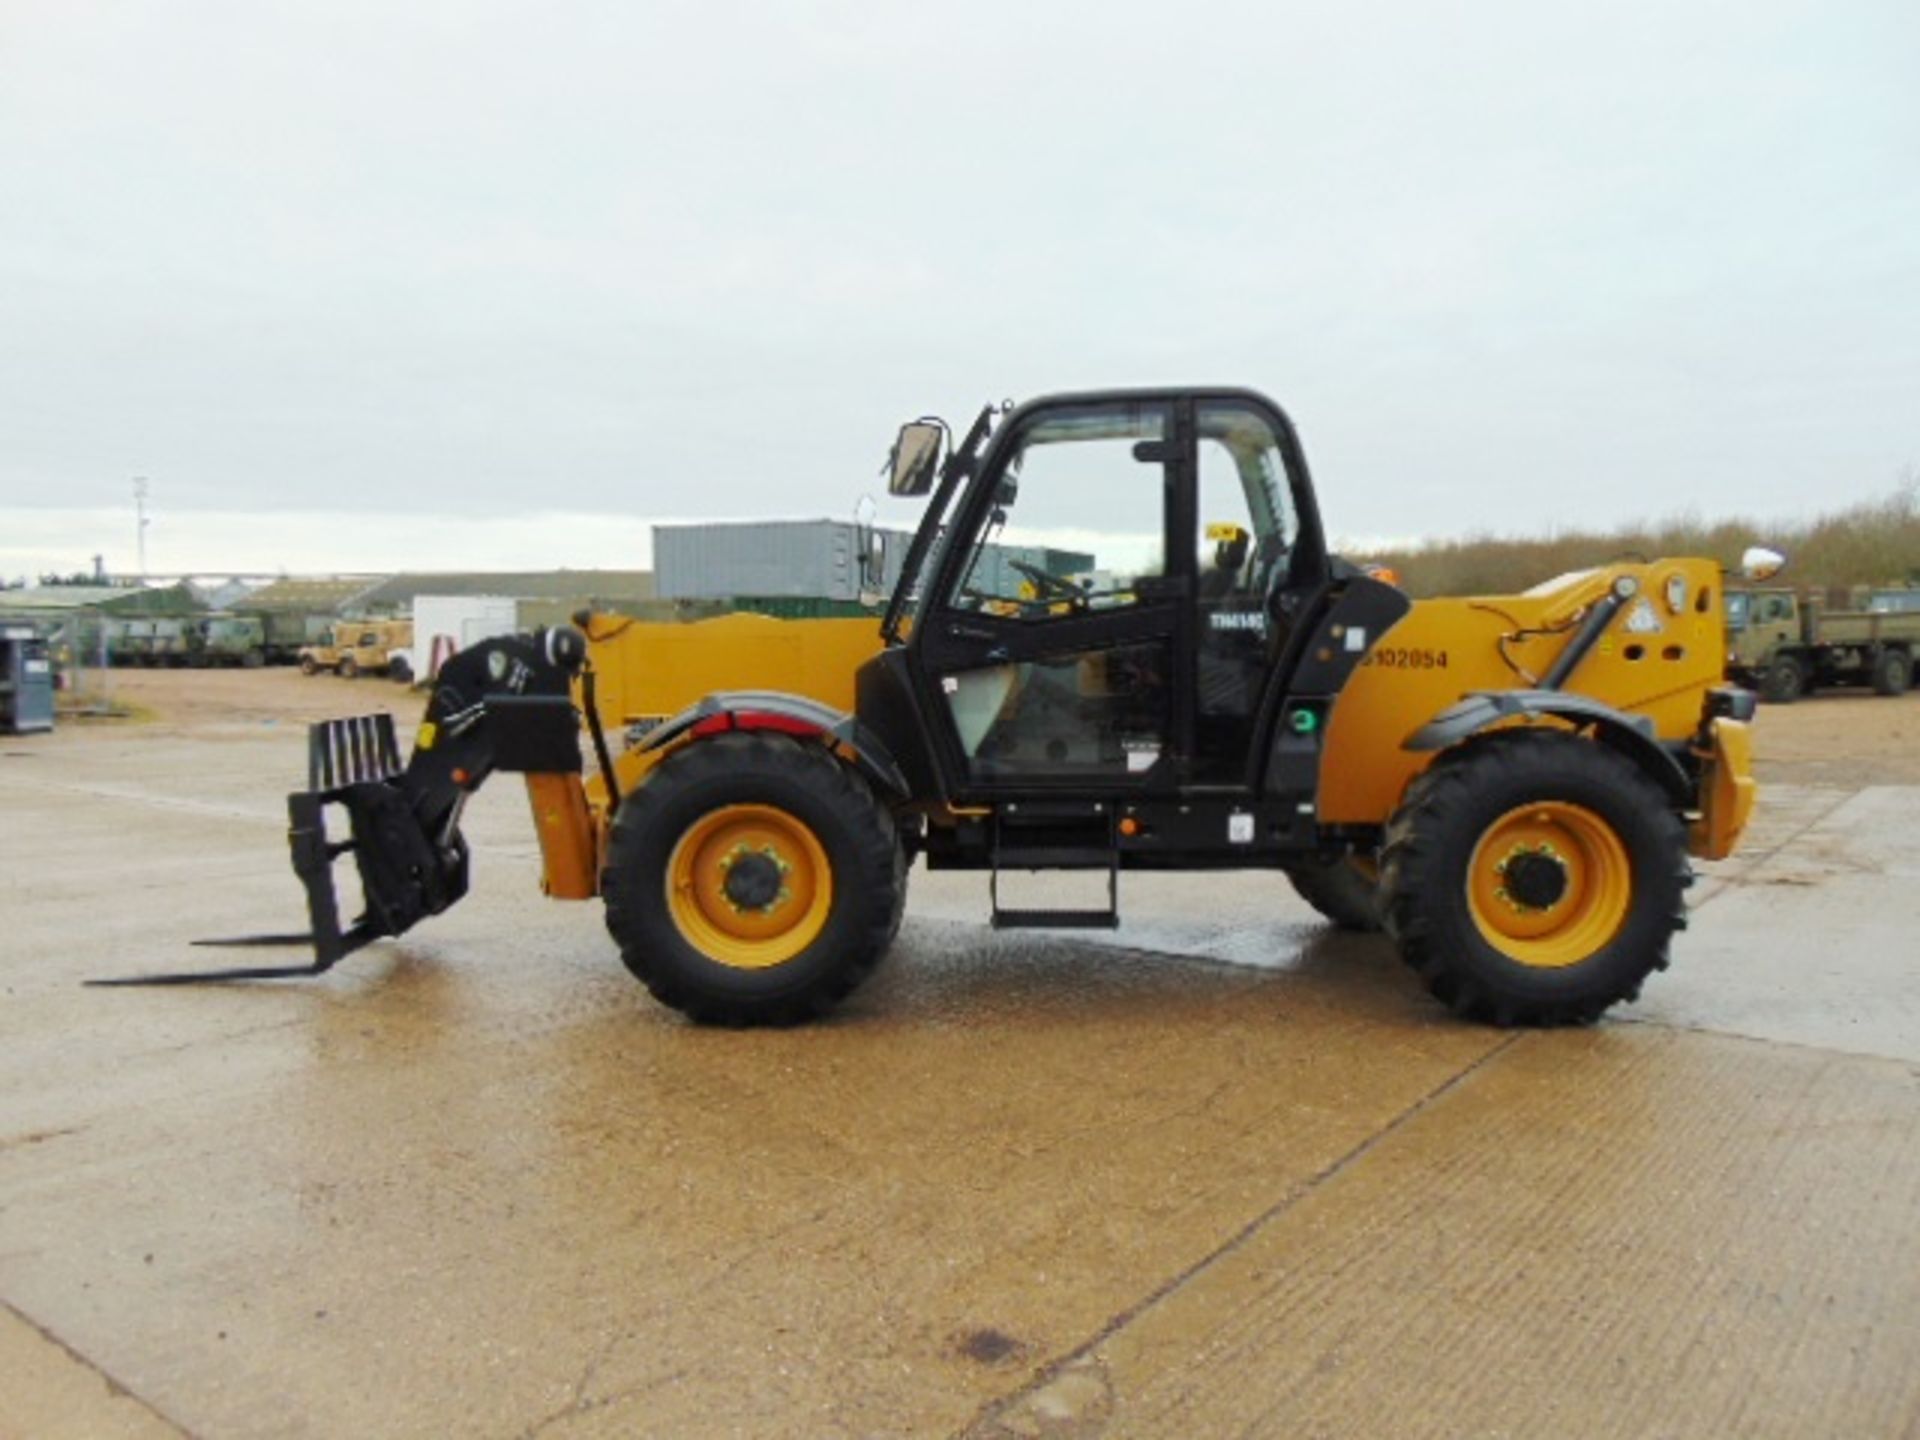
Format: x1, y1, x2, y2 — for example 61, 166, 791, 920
858, 388, 1405, 830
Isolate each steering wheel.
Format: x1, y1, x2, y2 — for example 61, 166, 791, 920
1008, 558, 1083, 606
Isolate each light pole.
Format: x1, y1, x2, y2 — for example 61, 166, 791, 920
133, 477, 150, 579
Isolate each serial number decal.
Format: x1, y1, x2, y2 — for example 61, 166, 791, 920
1363, 647, 1451, 670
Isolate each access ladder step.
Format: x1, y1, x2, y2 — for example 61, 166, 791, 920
990, 907, 1121, 931
989, 805, 1121, 929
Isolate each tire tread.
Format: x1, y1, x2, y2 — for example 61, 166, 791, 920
602, 733, 904, 1026
1380, 729, 1689, 1027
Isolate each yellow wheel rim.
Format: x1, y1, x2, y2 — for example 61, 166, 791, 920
664, 804, 833, 970
1466, 801, 1632, 969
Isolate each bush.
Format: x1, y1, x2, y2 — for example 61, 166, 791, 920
1345, 478, 1920, 599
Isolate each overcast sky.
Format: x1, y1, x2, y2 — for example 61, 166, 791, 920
3, 0, 1916, 578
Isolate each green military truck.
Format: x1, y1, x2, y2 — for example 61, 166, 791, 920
248, 610, 336, 666
1727, 586, 1920, 701
188, 615, 267, 667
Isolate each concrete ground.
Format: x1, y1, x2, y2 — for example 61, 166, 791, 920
3, 671, 1918, 1438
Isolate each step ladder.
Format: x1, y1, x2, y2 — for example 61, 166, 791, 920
988, 802, 1120, 930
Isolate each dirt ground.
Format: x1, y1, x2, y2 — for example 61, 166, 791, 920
1742, 686, 1920, 786
66, 665, 418, 733
6, 670, 1920, 1438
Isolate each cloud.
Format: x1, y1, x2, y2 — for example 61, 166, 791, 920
2, 0, 1916, 553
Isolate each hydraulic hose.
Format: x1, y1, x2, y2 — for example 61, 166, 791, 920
1541, 578, 1639, 691
581, 664, 621, 817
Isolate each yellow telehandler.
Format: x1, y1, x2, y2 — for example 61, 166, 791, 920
105, 388, 1757, 1026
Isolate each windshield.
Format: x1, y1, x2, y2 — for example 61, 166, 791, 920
887, 482, 964, 637
1724, 592, 1749, 630
950, 403, 1166, 616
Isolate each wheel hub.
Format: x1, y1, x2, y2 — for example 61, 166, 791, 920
719, 844, 791, 914
1497, 846, 1570, 912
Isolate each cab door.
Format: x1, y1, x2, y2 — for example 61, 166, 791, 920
913, 396, 1190, 796
1187, 396, 1328, 784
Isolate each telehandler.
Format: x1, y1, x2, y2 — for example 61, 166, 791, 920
105, 388, 1758, 1026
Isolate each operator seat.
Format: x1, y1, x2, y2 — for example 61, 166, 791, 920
1198, 526, 1258, 717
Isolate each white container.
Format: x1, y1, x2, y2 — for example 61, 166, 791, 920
410, 596, 522, 680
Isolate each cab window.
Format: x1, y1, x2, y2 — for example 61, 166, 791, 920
1196, 403, 1293, 600
948, 404, 1165, 620
1191, 402, 1297, 781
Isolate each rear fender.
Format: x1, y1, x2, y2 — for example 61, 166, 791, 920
1406, 690, 1692, 805
638, 690, 911, 797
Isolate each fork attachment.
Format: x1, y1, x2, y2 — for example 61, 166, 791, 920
91, 714, 468, 985
286, 712, 472, 968
90, 629, 588, 987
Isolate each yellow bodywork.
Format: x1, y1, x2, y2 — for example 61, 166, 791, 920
525, 613, 885, 897
1320, 558, 1746, 852
526, 560, 1757, 898
1691, 717, 1756, 861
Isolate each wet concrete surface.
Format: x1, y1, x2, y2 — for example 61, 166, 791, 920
3, 675, 1919, 1437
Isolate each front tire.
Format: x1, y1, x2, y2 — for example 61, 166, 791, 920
1872, 648, 1912, 697
1380, 730, 1690, 1026
337, 656, 359, 680
1759, 655, 1805, 703
602, 732, 905, 1026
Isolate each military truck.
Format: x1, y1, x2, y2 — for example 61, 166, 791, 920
298, 619, 414, 679
248, 610, 334, 666
1727, 586, 1920, 701
108, 617, 192, 667
189, 615, 267, 667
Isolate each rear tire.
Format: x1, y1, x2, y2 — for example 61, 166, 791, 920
1285, 855, 1383, 932
389, 656, 414, 685
299, 656, 318, 676
603, 732, 905, 1026
1380, 730, 1690, 1026
1871, 648, 1912, 697
337, 656, 359, 680
1759, 654, 1805, 703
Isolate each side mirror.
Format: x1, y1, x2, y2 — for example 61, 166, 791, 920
888, 421, 944, 497
1740, 546, 1787, 581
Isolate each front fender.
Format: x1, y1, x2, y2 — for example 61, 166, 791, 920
638, 690, 910, 797
1406, 689, 1692, 804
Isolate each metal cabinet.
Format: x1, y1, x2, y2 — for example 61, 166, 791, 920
0, 624, 55, 734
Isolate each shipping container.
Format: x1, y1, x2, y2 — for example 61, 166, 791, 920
654, 521, 911, 603
962, 544, 1099, 602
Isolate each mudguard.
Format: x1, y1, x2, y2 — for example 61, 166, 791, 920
638, 689, 911, 797
1405, 689, 1692, 803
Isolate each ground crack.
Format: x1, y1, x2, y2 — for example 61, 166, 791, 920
957, 1034, 1522, 1436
